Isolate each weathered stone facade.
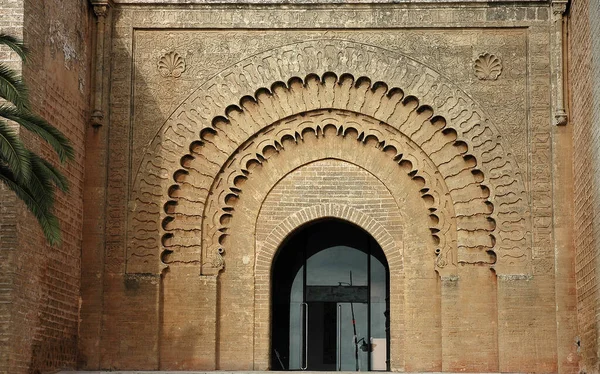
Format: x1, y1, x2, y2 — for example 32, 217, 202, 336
79, 0, 577, 371
1, 0, 599, 373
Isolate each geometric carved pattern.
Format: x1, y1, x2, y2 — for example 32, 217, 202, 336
129, 40, 529, 275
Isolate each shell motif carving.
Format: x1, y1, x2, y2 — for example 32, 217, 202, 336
157, 51, 186, 78
474, 53, 502, 80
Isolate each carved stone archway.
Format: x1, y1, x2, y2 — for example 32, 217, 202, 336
123, 41, 534, 371
163, 105, 494, 370
157, 77, 506, 276
128, 40, 530, 277
185, 107, 495, 276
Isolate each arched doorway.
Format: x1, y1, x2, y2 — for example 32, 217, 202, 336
271, 219, 390, 371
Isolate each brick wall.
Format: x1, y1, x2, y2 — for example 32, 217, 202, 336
0, 1, 92, 373
251, 159, 500, 371
0, 1, 24, 371
571, 0, 600, 372
257, 159, 404, 245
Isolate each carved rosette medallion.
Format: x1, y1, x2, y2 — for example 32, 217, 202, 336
157, 51, 186, 78
474, 53, 502, 80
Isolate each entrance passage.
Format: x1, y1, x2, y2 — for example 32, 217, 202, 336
271, 220, 390, 371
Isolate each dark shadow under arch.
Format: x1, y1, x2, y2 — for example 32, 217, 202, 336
271, 219, 390, 371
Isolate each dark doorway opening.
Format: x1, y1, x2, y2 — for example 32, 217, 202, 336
271, 219, 390, 371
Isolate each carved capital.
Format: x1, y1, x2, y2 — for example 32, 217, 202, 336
551, 0, 568, 19
93, 5, 108, 18
201, 254, 225, 276
555, 109, 568, 126
90, 0, 111, 18
91, 109, 104, 127
440, 275, 460, 283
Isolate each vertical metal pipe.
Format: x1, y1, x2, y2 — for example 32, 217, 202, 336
367, 237, 372, 371
338, 304, 342, 371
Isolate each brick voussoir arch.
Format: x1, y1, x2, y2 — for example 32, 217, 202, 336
130, 62, 527, 275
252, 203, 406, 370
255, 204, 401, 276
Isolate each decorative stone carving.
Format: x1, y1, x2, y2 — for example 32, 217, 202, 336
92, 4, 108, 18
91, 109, 104, 127
552, 0, 568, 126
155, 74, 503, 277
157, 51, 186, 78
190, 108, 479, 275
474, 53, 502, 80
90, 0, 110, 128
552, 0, 568, 18
90, 0, 110, 18
128, 40, 529, 276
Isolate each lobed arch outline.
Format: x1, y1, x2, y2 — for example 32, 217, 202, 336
154, 74, 517, 275
129, 42, 529, 275
204, 108, 494, 274
161, 104, 496, 277
253, 203, 404, 369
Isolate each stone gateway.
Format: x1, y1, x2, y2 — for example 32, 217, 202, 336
3, 0, 600, 373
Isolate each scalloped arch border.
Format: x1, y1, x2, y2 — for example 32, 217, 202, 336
128, 39, 530, 275
180, 107, 494, 276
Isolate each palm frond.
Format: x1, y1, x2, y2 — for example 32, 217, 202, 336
0, 119, 30, 181
0, 166, 61, 246
0, 106, 74, 162
0, 64, 29, 110
0, 34, 67, 247
23, 153, 56, 211
29, 151, 69, 192
0, 34, 28, 61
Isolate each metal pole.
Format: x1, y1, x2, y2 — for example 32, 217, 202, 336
350, 271, 359, 371
338, 304, 342, 371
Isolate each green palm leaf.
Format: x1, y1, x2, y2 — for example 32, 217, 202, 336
0, 119, 30, 181
0, 33, 71, 247
0, 64, 29, 110
0, 165, 61, 246
0, 34, 28, 61
24, 153, 56, 211
0, 105, 75, 162
29, 151, 69, 192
